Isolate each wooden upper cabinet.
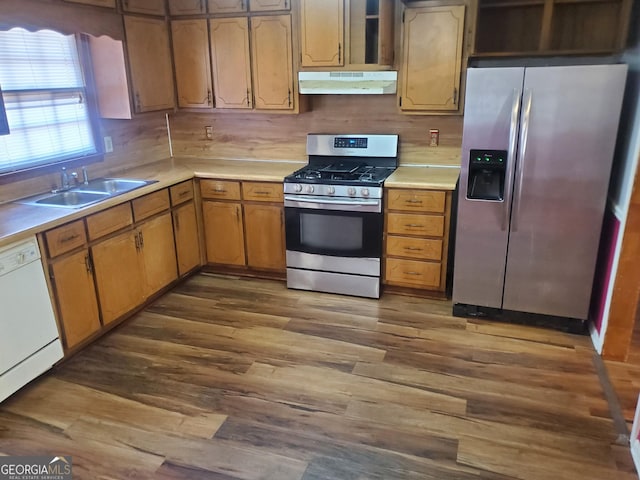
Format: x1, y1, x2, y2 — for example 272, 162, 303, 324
172, 19, 213, 109
208, 0, 247, 13
251, 15, 294, 110
124, 16, 176, 113
300, 0, 344, 67
250, 0, 289, 12
121, 0, 165, 15
399, 5, 465, 112
169, 0, 207, 15
210, 17, 252, 109
64, 0, 116, 8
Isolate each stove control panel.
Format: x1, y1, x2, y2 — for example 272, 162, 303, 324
334, 137, 367, 149
284, 183, 383, 199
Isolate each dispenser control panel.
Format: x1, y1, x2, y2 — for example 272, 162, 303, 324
470, 150, 507, 167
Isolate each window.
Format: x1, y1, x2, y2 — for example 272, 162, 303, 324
0, 28, 100, 176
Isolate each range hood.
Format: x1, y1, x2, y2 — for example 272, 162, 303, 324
298, 71, 397, 95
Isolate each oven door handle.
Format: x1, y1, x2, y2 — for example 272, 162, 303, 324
284, 195, 381, 210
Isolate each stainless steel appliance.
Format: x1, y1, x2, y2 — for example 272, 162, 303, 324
284, 134, 399, 298
453, 64, 627, 327
1, 237, 63, 402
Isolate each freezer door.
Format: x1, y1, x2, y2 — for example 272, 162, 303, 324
453, 67, 524, 308
502, 64, 627, 319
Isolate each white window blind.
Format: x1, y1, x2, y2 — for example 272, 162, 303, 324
0, 28, 97, 174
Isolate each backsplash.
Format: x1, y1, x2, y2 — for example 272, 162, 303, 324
168, 95, 463, 166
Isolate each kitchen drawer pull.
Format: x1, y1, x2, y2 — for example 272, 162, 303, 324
214, 188, 227, 193
405, 224, 424, 228
254, 191, 272, 195
405, 271, 422, 276
404, 247, 423, 251
60, 233, 79, 243
405, 199, 423, 204
179, 190, 189, 197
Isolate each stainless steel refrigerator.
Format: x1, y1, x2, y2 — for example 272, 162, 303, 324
453, 64, 627, 324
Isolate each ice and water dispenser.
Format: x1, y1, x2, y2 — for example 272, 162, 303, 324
467, 149, 507, 201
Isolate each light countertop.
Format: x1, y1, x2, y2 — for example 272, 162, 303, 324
0, 157, 459, 248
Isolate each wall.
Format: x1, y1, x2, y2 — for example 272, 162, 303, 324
168, 95, 463, 166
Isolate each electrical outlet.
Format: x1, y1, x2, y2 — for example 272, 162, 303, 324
205, 126, 213, 140
429, 129, 439, 147
103, 136, 113, 153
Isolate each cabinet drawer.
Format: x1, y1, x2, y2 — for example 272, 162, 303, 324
132, 189, 170, 222
170, 180, 194, 206
386, 236, 442, 261
45, 220, 86, 258
386, 189, 446, 213
385, 258, 441, 289
386, 213, 444, 237
86, 203, 133, 241
242, 182, 284, 202
200, 179, 241, 200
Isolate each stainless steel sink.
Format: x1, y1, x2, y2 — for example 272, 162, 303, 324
75, 178, 154, 195
17, 178, 157, 208
28, 191, 111, 208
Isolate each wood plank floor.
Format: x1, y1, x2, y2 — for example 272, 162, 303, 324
0, 273, 636, 479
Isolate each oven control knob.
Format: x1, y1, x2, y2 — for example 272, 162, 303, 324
294, 184, 303, 192
327, 186, 335, 195
305, 185, 314, 193
347, 187, 356, 196
361, 188, 370, 197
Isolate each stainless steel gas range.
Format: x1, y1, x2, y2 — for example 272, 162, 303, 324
284, 134, 399, 298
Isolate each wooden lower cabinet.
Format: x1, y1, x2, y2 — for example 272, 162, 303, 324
92, 229, 145, 325
50, 249, 101, 349
384, 187, 452, 294
173, 202, 201, 276
244, 203, 285, 271
203, 201, 246, 265
139, 212, 178, 297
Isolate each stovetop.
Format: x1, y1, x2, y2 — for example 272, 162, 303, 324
285, 162, 396, 186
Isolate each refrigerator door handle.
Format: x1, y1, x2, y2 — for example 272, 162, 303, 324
511, 89, 532, 233
502, 89, 522, 231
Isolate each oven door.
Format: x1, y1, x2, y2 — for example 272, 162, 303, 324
284, 195, 383, 258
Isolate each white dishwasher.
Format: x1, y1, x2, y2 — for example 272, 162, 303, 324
0, 236, 63, 402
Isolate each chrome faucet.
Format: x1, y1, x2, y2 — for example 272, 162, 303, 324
82, 166, 89, 185
60, 167, 69, 190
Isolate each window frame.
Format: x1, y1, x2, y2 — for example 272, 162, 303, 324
0, 30, 104, 183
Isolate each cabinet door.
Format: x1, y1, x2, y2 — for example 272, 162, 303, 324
124, 16, 175, 113
122, 0, 165, 15
169, 0, 207, 15
92, 229, 144, 325
50, 250, 101, 350
203, 201, 245, 266
244, 203, 285, 271
139, 212, 178, 297
251, 15, 294, 110
400, 5, 465, 111
173, 202, 201, 276
172, 19, 213, 109
210, 17, 252, 109
250, 0, 289, 12
208, 0, 246, 13
300, 0, 344, 67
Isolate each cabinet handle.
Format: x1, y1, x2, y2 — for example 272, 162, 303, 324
254, 191, 271, 195
405, 224, 424, 228
284, 0, 288, 8
84, 254, 93, 274
241, 0, 245, 10
405, 199, 422, 204
179, 190, 189, 197
235, 205, 240, 222
405, 271, 422, 276
135, 92, 141, 112
207, 89, 212, 106
174, 211, 180, 230
246, 89, 251, 107
338, 43, 341, 63
288, 89, 291, 107
60, 233, 79, 243
214, 188, 226, 193
139, 231, 144, 248
404, 247, 423, 251
453, 87, 458, 105
200, 0, 205, 12
124, 0, 129, 8
134, 232, 140, 250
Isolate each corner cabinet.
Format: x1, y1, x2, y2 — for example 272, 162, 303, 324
123, 15, 176, 113
384, 188, 453, 295
210, 15, 295, 111
300, 0, 344, 67
399, 4, 465, 113
171, 19, 214, 109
